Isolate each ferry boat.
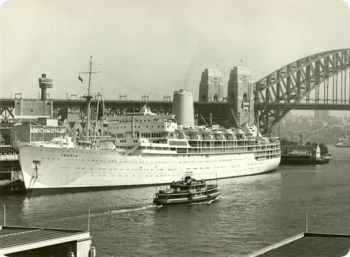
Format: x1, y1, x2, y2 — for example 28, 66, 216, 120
153, 176, 220, 205
17, 60, 281, 195
335, 135, 350, 148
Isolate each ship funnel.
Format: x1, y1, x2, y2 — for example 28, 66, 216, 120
172, 89, 194, 126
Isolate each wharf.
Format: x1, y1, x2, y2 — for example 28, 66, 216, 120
280, 156, 329, 165
0, 145, 25, 194
0, 180, 25, 195
280, 144, 330, 165
0, 145, 21, 180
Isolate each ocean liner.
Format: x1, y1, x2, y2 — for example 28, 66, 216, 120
17, 61, 281, 195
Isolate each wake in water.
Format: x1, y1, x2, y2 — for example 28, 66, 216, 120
43, 204, 163, 223
189, 196, 220, 205
107, 204, 162, 215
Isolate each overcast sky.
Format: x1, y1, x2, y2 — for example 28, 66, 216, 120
1, 0, 350, 102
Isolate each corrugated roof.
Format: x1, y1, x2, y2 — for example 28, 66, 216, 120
249, 233, 350, 257
0, 226, 89, 250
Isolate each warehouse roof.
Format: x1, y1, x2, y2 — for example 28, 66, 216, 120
0, 226, 91, 255
248, 232, 350, 257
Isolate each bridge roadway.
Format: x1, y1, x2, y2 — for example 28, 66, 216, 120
2, 98, 350, 110
0, 98, 235, 127
254, 102, 350, 110
1, 98, 350, 130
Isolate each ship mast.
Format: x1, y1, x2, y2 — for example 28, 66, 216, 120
80, 56, 99, 142
86, 56, 93, 141
88, 56, 92, 98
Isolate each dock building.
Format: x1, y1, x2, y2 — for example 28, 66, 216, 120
0, 225, 94, 257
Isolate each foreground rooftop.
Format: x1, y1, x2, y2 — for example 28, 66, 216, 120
0, 225, 92, 257
248, 232, 350, 257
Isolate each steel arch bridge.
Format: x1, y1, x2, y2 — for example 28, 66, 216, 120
254, 48, 350, 134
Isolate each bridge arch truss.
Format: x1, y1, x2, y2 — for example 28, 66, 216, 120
254, 48, 350, 135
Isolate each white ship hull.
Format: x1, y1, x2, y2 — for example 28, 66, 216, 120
18, 145, 280, 195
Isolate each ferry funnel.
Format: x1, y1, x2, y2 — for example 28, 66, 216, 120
172, 89, 194, 126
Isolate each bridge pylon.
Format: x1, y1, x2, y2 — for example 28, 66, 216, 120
227, 66, 255, 128
198, 69, 224, 102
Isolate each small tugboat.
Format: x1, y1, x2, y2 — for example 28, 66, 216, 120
153, 176, 220, 205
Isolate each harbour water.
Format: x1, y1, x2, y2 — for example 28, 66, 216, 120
1, 145, 350, 256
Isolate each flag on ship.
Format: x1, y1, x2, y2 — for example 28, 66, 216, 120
78, 75, 83, 83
